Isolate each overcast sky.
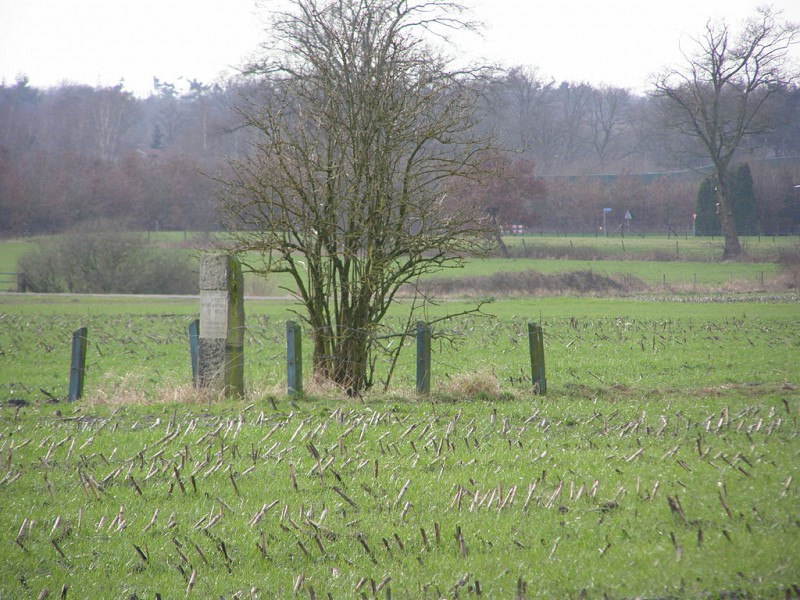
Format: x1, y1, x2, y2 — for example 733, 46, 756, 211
1, 1, 799, 97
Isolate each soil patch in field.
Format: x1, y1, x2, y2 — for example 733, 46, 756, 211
418, 269, 646, 296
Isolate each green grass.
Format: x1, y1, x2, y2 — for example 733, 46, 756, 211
0, 389, 798, 598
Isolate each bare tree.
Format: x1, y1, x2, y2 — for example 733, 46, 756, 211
554, 82, 591, 169
652, 6, 799, 258
151, 78, 186, 149
496, 66, 553, 154
443, 151, 544, 256
92, 84, 141, 162
218, 0, 496, 393
588, 86, 633, 169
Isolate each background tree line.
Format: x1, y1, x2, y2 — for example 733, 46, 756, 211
1, 69, 799, 237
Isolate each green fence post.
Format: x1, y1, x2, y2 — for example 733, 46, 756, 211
188, 319, 200, 387
528, 323, 547, 395
416, 321, 431, 395
287, 321, 303, 396
68, 327, 88, 402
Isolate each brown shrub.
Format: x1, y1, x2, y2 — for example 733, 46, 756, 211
776, 245, 800, 289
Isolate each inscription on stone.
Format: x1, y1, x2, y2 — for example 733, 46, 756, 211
198, 253, 245, 398
200, 290, 229, 339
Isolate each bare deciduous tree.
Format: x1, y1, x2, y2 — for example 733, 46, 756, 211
92, 84, 140, 162
218, 0, 496, 393
652, 6, 800, 258
497, 66, 553, 155
588, 86, 633, 169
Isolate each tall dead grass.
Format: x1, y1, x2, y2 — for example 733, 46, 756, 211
84, 373, 229, 406
440, 370, 503, 399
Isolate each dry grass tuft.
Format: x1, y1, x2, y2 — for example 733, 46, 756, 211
440, 370, 503, 399
303, 376, 353, 398
84, 373, 229, 406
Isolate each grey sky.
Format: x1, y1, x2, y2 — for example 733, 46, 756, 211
1, 0, 799, 96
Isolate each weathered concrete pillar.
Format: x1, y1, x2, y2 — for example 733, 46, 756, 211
198, 253, 245, 398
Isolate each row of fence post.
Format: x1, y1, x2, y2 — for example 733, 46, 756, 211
65, 320, 546, 401
278, 319, 546, 396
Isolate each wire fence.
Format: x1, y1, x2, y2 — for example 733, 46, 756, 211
0, 272, 20, 292
0, 312, 544, 401
4, 307, 799, 403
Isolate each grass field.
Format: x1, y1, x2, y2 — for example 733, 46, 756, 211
1, 236, 799, 598
2, 233, 797, 293
0, 370, 798, 598
503, 232, 800, 262
423, 257, 780, 287
242, 234, 795, 295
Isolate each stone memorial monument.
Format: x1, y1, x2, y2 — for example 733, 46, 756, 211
198, 253, 245, 397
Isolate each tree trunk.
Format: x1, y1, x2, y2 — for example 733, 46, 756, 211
335, 332, 369, 393
490, 213, 509, 258
310, 322, 370, 393
311, 326, 334, 382
495, 230, 509, 258
715, 171, 742, 259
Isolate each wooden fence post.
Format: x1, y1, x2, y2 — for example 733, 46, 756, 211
68, 327, 88, 402
528, 323, 547, 395
416, 321, 431, 395
287, 321, 303, 396
188, 319, 200, 387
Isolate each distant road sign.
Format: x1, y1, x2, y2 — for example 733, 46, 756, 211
624, 210, 632, 220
